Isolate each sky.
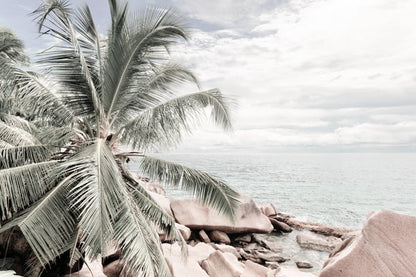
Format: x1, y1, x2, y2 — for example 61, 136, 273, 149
1, 0, 416, 153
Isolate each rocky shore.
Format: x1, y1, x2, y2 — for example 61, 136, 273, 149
2, 177, 416, 277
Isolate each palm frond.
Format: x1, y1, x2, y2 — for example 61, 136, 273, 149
0, 160, 57, 219
140, 156, 240, 221
102, 7, 189, 120
0, 145, 52, 169
0, 175, 76, 266
0, 121, 39, 147
113, 197, 172, 277
60, 139, 125, 259
118, 89, 233, 152
122, 169, 186, 245
33, 0, 102, 120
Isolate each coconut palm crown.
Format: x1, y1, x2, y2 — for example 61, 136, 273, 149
0, 0, 239, 276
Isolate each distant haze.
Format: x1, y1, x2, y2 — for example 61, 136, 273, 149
2, 0, 416, 153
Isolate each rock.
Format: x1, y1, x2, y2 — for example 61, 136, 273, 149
212, 244, 241, 259
171, 195, 273, 234
277, 268, 317, 277
132, 173, 166, 195
103, 260, 123, 277
265, 261, 280, 270
259, 240, 282, 253
320, 210, 416, 277
63, 258, 106, 277
259, 203, 278, 217
296, 232, 341, 252
210, 230, 231, 244
238, 249, 263, 264
198, 230, 211, 243
176, 224, 192, 241
273, 215, 354, 238
295, 261, 313, 269
234, 234, 252, 244
241, 260, 279, 277
270, 218, 292, 233
162, 242, 215, 277
200, 250, 244, 277
253, 250, 289, 263
243, 242, 262, 252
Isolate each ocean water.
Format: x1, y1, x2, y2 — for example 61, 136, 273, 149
130, 153, 416, 229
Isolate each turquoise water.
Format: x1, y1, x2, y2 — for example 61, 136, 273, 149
129, 153, 416, 229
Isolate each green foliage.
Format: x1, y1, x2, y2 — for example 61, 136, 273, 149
0, 1, 238, 276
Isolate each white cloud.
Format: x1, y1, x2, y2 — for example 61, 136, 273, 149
168, 0, 416, 152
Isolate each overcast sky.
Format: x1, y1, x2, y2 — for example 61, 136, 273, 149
2, 0, 416, 153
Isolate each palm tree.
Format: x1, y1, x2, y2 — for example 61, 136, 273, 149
0, 0, 239, 276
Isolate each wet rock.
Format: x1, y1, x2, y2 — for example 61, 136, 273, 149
234, 234, 252, 244
270, 218, 292, 233
171, 195, 273, 234
253, 250, 289, 263
265, 261, 280, 270
320, 210, 416, 277
296, 232, 341, 252
295, 261, 313, 269
210, 230, 231, 244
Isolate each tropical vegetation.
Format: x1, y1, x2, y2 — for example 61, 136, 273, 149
0, 0, 239, 276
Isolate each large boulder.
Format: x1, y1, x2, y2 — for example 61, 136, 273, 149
171, 195, 273, 234
162, 242, 216, 277
200, 250, 244, 277
320, 210, 416, 277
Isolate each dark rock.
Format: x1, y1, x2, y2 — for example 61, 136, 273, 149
198, 230, 211, 243
270, 218, 292, 233
210, 230, 231, 244
296, 261, 313, 269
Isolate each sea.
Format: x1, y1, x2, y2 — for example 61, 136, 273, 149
129, 152, 416, 270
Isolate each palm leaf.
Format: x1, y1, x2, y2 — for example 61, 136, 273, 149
140, 156, 239, 221
0, 174, 76, 265
0, 160, 57, 219
118, 89, 232, 151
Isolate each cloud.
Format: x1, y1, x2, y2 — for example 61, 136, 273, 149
167, 0, 416, 152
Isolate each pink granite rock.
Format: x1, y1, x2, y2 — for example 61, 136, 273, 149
176, 223, 192, 241
200, 250, 244, 277
210, 230, 231, 244
320, 210, 416, 277
171, 195, 273, 234
277, 268, 317, 277
63, 258, 106, 277
241, 260, 279, 277
198, 230, 211, 243
259, 203, 278, 217
162, 242, 215, 277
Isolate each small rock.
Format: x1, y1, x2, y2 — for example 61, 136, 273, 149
176, 223, 191, 241
238, 249, 263, 264
212, 244, 241, 259
259, 203, 278, 217
254, 250, 289, 263
259, 240, 282, 253
234, 234, 252, 244
296, 232, 341, 252
243, 243, 262, 252
210, 230, 231, 244
270, 218, 292, 233
198, 230, 211, 243
265, 261, 280, 270
295, 261, 313, 269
